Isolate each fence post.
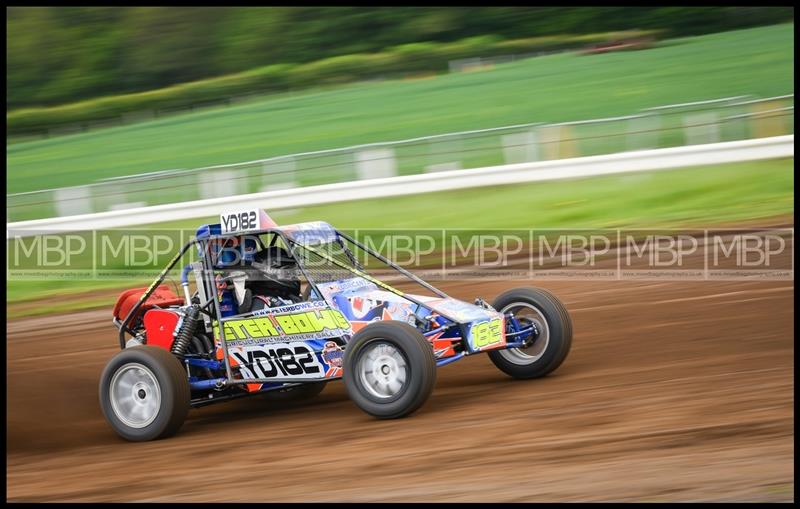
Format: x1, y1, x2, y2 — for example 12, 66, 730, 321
683, 112, 720, 145
502, 129, 539, 164
54, 186, 93, 217
355, 148, 397, 180
626, 113, 660, 150
199, 169, 244, 199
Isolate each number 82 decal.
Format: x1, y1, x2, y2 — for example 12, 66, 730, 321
470, 318, 505, 350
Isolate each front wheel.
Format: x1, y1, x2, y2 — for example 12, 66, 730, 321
99, 345, 190, 441
343, 321, 436, 419
488, 287, 572, 379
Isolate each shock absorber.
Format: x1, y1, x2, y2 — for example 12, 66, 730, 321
172, 304, 201, 356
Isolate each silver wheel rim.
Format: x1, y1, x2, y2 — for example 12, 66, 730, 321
357, 341, 408, 399
109, 363, 161, 428
499, 302, 550, 365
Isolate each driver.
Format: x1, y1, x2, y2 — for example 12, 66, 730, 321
210, 235, 302, 314
206, 234, 255, 316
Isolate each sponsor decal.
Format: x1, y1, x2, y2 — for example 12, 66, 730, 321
214, 300, 352, 345
321, 341, 344, 367
231, 343, 324, 380
349, 295, 387, 320
321, 340, 344, 378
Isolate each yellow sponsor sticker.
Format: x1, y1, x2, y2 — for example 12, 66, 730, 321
214, 304, 351, 344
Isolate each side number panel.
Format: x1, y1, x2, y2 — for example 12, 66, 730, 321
231, 343, 325, 380
468, 317, 506, 352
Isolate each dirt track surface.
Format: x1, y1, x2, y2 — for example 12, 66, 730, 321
7, 277, 794, 501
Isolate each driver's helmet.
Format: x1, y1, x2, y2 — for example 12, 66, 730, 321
247, 245, 301, 298
208, 235, 259, 268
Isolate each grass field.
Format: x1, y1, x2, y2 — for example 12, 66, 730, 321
6, 24, 794, 195
7, 157, 793, 314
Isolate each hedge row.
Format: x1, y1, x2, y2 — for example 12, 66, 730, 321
7, 30, 663, 137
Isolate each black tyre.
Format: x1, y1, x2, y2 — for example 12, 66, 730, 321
488, 287, 572, 379
343, 321, 436, 419
262, 381, 327, 403
99, 345, 191, 441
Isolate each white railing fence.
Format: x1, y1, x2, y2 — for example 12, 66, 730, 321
6, 93, 794, 223
7, 135, 794, 238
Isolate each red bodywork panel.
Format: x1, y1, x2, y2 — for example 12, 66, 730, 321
113, 285, 184, 324
143, 309, 182, 351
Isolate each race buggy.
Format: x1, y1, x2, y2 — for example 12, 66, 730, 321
101, 209, 573, 441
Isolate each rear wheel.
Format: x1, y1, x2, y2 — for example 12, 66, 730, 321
343, 321, 436, 419
488, 287, 572, 379
99, 346, 190, 441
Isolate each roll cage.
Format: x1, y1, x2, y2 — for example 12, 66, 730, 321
115, 224, 473, 384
